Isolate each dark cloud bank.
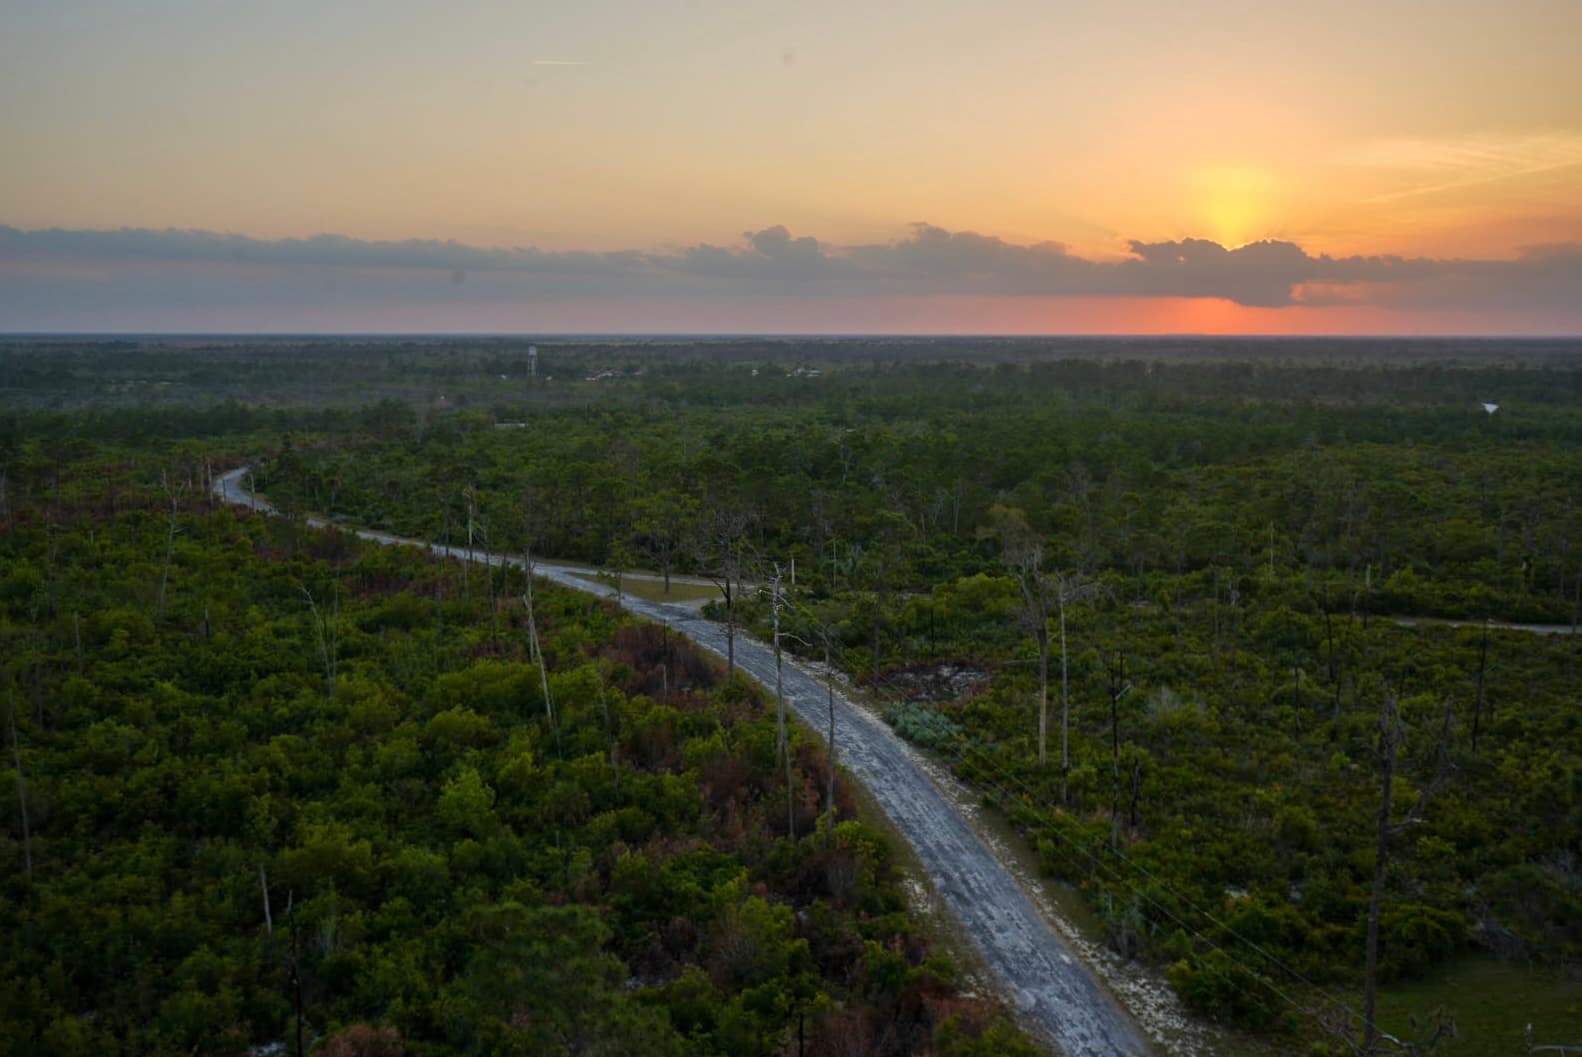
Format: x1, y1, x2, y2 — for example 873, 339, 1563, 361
2, 222, 1579, 324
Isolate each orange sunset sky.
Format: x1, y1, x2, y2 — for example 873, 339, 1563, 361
2, 0, 1579, 334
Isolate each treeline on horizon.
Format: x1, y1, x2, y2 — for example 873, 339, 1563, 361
3, 335, 1581, 414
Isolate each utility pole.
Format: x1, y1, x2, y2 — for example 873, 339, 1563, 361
824, 627, 838, 846
770, 566, 795, 837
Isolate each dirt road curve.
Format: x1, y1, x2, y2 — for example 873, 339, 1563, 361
215, 468, 1153, 1057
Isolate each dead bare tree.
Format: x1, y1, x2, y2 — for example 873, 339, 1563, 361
1524, 1025, 1582, 1054
1053, 571, 1100, 803
1470, 619, 1491, 753
300, 584, 338, 698
1105, 650, 1132, 852
463, 485, 478, 602
988, 505, 1055, 765
822, 624, 839, 847
1021, 557, 1057, 771
1361, 688, 1458, 1055
472, 516, 500, 647
1362, 690, 1401, 1054
986, 504, 1096, 798
520, 493, 556, 735
596, 665, 619, 792
698, 507, 752, 680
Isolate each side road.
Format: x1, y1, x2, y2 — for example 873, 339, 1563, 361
215, 468, 1153, 1057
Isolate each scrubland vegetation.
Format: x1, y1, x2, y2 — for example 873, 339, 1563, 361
2, 337, 1578, 1054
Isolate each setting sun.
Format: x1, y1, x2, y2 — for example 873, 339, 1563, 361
1191, 167, 1279, 248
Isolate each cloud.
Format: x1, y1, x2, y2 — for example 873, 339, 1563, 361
675, 225, 847, 280
1, 222, 1579, 326
1118, 239, 1312, 307
847, 223, 1084, 291
0, 225, 649, 276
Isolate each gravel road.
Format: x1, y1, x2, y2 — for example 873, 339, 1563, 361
216, 468, 1153, 1057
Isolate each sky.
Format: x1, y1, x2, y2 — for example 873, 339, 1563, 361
2, 0, 1579, 335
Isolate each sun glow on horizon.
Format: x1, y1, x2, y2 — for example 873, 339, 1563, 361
1191, 166, 1281, 249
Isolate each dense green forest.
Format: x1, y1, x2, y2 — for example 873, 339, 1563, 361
240, 350, 1581, 1049
2, 340, 1578, 1055
0, 440, 1033, 1056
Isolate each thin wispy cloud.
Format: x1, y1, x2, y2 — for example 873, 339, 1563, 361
1342, 132, 1582, 204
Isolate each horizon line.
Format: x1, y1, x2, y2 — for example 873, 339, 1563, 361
4, 331, 1581, 342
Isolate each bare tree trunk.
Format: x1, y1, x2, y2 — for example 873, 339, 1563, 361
597, 673, 619, 791
1436, 693, 1456, 775
724, 581, 736, 679
464, 488, 475, 601
521, 538, 555, 732
699, 509, 750, 681
1107, 653, 1130, 853
1211, 566, 1221, 647
480, 524, 499, 646
1037, 627, 1050, 768
824, 633, 838, 847
1321, 586, 1338, 684
1363, 693, 1399, 1055
770, 570, 795, 837
1128, 757, 1142, 831
1572, 552, 1581, 636
289, 905, 305, 1057
1362, 563, 1372, 631
300, 585, 337, 697
330, 581, 338, 691
31, 651, 44, 730
157, 477, 181, 618
1059, 593, 1071, 804
1471, 619, 1490, 753
870, 555, 888, 682
260, 864, 273, 935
